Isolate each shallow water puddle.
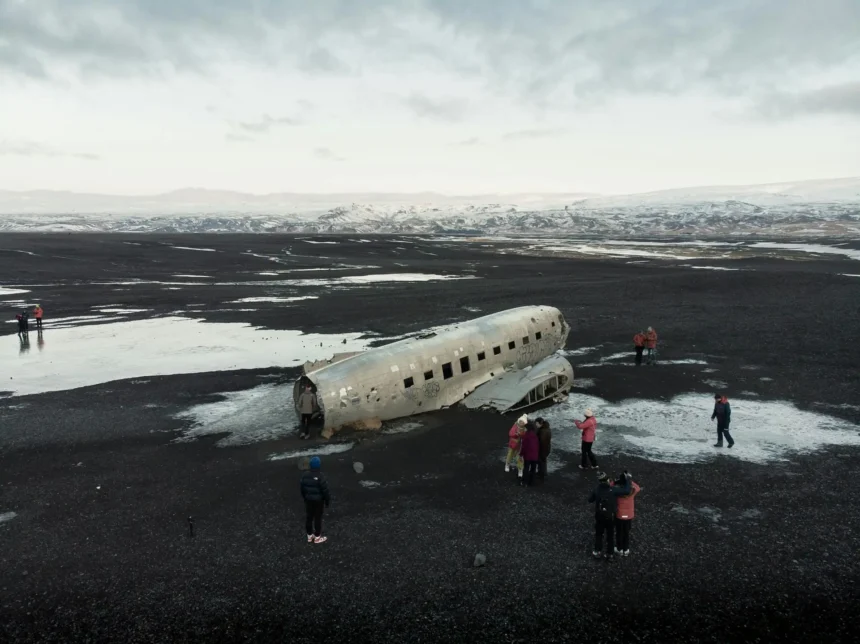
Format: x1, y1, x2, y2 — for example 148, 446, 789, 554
7, 317, 375, 397
538, 392, 860, 464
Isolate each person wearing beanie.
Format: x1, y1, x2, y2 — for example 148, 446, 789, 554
300, 456, 331, 544
575, 409, 598, 469
612, 471, 641, 557
711, 393, 734, 448
519, 422, 540, 487
588, 471, 631, 560
505, 414, 528, 475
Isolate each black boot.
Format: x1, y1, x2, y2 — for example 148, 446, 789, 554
713, 442, 723, 448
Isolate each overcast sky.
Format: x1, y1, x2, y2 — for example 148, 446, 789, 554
1, 0, 859, 195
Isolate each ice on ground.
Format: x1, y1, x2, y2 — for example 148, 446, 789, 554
7, 314, 117, 326
94, 308, 151, 314
0, 287, 30, 296
173, 274, 212, 279
359, 480, 381, 488
171, 246, 217, 252
572, 378, 596, 389
703, 379, 729, 389
269, 442, 355, 461
539, 244, 703, 260
174, 383, 295, 446
228, 296, 318, 304
539, 392, 860, 465
7, 317, 375, 397
685, 265, 741, 271
578, 359, 707, 367
750, 242, 860, 262
383, 420, 424, 435
841, 274, 860, 278
560, 345, 602, 357
301, 240, 338, 245
257, 272, 279, 276
0, 511, 17, 525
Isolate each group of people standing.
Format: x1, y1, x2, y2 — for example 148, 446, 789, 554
505, 414, 552, 486
15, 304, 43, 337
632, 327, 658, 365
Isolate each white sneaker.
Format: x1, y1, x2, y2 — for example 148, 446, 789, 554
614, 547, 621, 554
592, 550, 601, 558
505, 465, 510, 472
313, 536, 327, 544
307, 534, 314, 543
623, 550, 630, 556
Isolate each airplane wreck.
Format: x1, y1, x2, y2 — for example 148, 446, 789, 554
293, 306, 574, 438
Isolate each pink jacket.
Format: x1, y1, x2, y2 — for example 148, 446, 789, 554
575, 416, 596, 443
508, 424, 524, 450
615, 481, 641, 519
520, 430, 540, 461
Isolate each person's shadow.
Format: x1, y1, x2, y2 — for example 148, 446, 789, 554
19, 334, 31, 355
37, 329, 44, 352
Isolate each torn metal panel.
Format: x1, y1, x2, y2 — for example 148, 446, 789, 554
461, 354, 574, 412
294, 305, 571, 436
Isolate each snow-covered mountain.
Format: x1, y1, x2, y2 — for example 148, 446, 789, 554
1, 177, 859, 237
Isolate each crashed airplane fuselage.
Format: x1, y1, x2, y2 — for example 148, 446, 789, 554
294, 306, 573, 435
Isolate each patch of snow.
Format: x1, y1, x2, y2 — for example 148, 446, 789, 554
0, 287, 30, 296
685, 265, 741, 271
578, 358, 707, 367
561, 345, 602, 357
228, 296, 318, 304
268, 442, 355, 461
257, 272, 279, 276
171, 246, 217, 252
703, 379, 729, 389
6, 317, 376, 397
173, 274, 212, 279
841, 274, 860, 278
572, 378, 596, 389
383, 420, 424, 435
540, 392, 860, 465
750, 242, 860, 261
302, 240, 339, 244
0, 511, 17, 525
539, 244, 703, 260
740, 391, 760, 397
94, 308, 151, 314
359, 480, 381, 488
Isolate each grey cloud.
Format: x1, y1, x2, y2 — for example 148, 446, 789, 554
0, 139, 100, 160
757, 82, 860, 119
2, 1, 858, 112
403, 93, 468, 122
314, 147, 345, 161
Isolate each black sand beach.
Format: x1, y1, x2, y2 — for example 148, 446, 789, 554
1, 234, 860, 643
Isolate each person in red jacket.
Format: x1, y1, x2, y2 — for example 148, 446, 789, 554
612, 471, 641, 556
519, 422, 540, 487
633, 331, 646, 366
645, 327, 658, 364
575, 409, 598, 469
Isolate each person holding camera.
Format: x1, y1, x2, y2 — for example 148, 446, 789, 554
613, 471, 641, 557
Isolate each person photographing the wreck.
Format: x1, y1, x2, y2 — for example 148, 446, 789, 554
613, 471, 641, 557
575, 409, 598, 469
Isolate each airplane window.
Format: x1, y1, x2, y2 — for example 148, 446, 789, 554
477, 351, 486, 361
508, 341, 515, 350
522, 336, 529, 345
535, 331, 542, 340
403, 377, 414, 388
493, 346, 501, 355
424, 370, 434, 381
442, 362, 453, 379
460, 356, 470, 373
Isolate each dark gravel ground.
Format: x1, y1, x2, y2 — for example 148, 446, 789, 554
2, 233, 860, 643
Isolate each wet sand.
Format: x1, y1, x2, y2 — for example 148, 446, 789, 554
1, 234, 860, 643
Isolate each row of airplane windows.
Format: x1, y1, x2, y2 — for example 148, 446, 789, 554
401, 323, 553, 390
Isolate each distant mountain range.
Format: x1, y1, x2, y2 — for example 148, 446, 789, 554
1, 177, 859, 237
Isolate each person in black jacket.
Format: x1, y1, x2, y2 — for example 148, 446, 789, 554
536, 418, 552, 481
711, 394, 734, 448
300, 456, 331, 544
588, 471, 631, 560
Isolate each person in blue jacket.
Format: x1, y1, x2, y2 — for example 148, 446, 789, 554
300, 456, 331, 544
711, 394, 734, 448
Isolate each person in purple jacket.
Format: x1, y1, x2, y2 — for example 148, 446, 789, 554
519, 422, 540, 487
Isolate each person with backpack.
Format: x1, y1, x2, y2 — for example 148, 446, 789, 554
575, 409, 598, 469
536, 417, 552, 481
711, 393, 734, 448
300, 456, 331, 544
519, 421, 540, 487
633, 331, 646, 365
588, 471, 632, 560
613, 471, 641, 557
